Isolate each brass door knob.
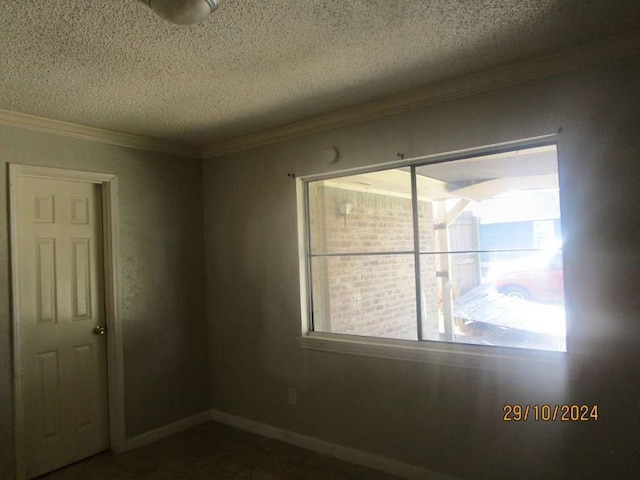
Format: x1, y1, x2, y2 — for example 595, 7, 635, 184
94, 325, 106, 335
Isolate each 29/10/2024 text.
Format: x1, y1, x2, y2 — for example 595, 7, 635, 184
503, 404, 599, 422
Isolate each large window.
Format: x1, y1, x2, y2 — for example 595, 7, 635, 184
303, 144, 566, 352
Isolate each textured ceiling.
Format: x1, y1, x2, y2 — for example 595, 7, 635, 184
1, 1, 640, 147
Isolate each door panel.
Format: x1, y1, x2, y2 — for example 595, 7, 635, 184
17, 175, 109, 479
35, 238, 57, 324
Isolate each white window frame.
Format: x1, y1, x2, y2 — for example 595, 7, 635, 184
296, 136, 572, 372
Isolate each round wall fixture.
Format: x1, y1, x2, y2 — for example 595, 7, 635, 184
324, 147, 340, 164
146, 0, 220, 25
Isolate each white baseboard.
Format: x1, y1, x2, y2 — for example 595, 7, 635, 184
209, 409, 459, 480
122, 410, 212, 452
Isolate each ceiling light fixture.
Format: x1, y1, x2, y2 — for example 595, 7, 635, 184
144, 0, 220, 25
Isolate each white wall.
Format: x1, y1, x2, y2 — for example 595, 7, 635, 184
203, 54, 640, 479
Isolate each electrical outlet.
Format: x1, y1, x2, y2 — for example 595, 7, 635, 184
288, 387, 297, 405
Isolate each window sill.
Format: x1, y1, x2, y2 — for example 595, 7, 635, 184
297, 332, 576, 376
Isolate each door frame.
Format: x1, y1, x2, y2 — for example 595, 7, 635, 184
9, 164, 126, 479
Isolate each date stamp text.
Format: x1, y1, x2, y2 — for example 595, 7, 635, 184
503, 404, 599, 422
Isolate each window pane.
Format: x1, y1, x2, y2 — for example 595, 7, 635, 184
420, 252, 566, 351
311, 255, 417, 340
308, 170, 415, 254
416, 145, 561, 253
305, 144, 566, 352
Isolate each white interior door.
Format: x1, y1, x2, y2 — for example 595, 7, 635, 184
16, 174, 109, 478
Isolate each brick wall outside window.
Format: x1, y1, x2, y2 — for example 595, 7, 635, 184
309, 185, 438, 340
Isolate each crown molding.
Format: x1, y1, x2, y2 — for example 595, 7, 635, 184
202, 29, 640, 159
0, 109, 201, 159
